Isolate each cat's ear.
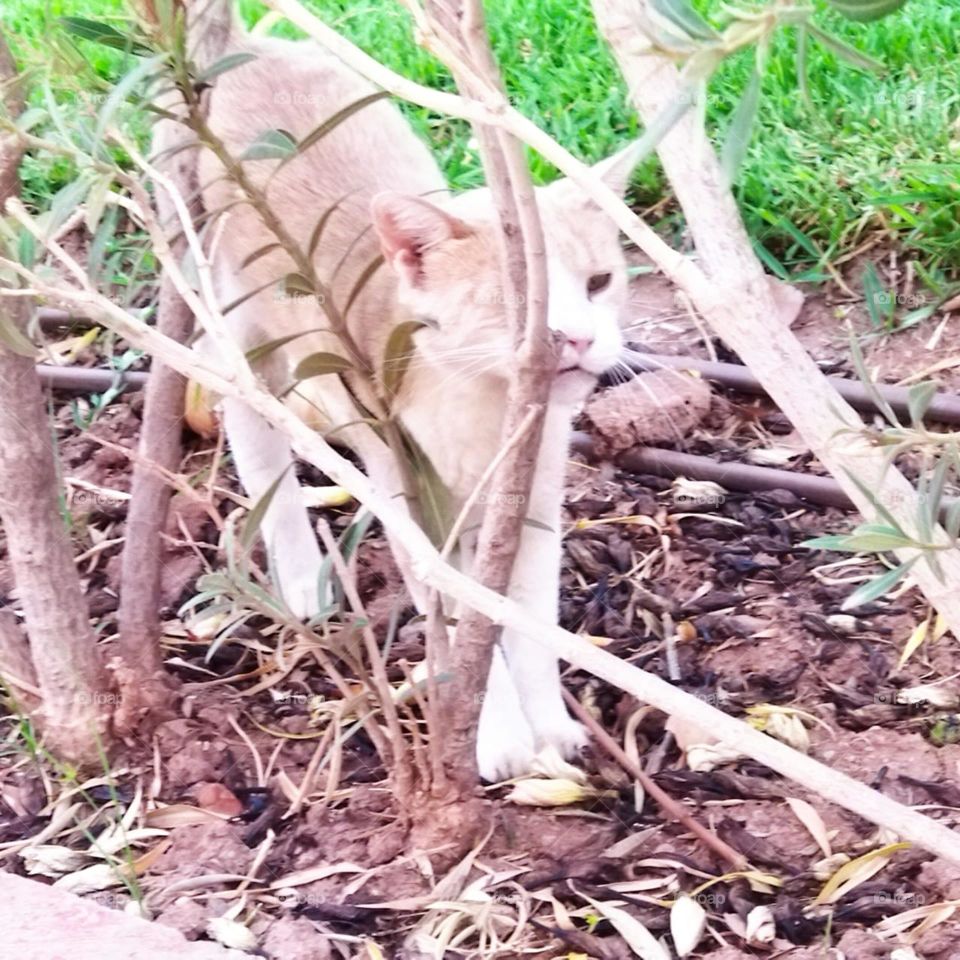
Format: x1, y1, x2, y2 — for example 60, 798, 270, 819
591, 143, 641, 198
371, 192, 470, 286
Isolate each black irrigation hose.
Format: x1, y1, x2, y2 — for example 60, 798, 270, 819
36, 364, 148, 392
625, 350, 960, 427
616, 445, 855, 510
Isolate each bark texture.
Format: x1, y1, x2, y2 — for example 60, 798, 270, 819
0, 31, 109, 762
114, 117, 200, 735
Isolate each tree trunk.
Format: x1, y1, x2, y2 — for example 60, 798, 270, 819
0, 32, 110, 763
591, 0, 960, 630
115, 116, 200, 736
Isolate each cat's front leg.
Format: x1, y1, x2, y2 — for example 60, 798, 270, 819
222, 397, 325, 618
501, 526, 588, 760
499, 409, 586, 760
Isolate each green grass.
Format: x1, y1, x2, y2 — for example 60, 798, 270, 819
3, 0, 959, 280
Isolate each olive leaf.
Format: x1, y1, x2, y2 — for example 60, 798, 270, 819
59, 17, 152, 56
280, 92, 390, 170
807, 24, 885, 72
825, 0, 907, 23
649, 0, 717, 42
720, 69, 762, 185
195, 52, 257, 86
245, 329, 325, 366
907, 381, 937, 426
294, 352, 354, 380
240, 466, 291, 551
381, 318, 434, 401
841, 559, 916, 610
241, 128, 298, 162
343, 254, 384, 319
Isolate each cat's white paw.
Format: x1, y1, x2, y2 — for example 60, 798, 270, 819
530, 709, 589, 760
476, 678, 537, 782
275, 554, 326, 620
476, 709, 536, 783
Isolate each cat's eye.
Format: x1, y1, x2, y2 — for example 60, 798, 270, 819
586, 273, 612, 297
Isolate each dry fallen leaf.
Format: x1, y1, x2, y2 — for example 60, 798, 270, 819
745, 905, 775, 944
814, 841, 911, 905
785, 797, 832, 858
207, 917, 257, 951
670, 894, 707, 957
506, 778, 591, 807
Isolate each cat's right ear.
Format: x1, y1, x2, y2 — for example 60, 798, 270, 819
371, 192, 470, 287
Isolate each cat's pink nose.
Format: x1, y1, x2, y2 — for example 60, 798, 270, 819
565, 336, 594, 356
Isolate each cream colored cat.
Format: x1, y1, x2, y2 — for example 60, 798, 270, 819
164, 0, 636, 780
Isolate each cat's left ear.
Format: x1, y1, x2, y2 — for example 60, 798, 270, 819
371, 192, 471, 287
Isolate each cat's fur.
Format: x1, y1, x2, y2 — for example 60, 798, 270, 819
163, 0, 635, 780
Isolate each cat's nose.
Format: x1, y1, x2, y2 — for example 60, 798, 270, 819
564, 336, 594, 356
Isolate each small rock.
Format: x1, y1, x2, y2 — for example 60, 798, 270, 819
585, 370, 711, 456
261, 917, 331, 960
195, 783, 243, 818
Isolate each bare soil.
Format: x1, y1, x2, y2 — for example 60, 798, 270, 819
1, 260, 960, 959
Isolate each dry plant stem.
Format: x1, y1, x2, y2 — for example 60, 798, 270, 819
10, 246, 960, 870
417, 0, 554, 793
562, 689, 746, 871
264, 0, 960, 639
115, 137, 201, 728
316, 520, 413, 799
0, 33, 109, 764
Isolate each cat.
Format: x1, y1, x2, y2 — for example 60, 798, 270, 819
157, 0, 636, 781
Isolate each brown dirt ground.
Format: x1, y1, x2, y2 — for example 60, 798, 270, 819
1, 259, 960, 959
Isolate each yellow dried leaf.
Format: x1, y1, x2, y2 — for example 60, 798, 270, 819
813, 842, 910, 905
507, 778, 589, 807
898, 617, 930, 670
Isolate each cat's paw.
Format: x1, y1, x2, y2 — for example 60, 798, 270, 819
476, 716, 536, 783
531, 710, 589, 761
275, 557, 327, 620
476, 689, 537, 782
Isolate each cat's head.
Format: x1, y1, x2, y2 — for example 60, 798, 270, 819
371, 149, 635, 401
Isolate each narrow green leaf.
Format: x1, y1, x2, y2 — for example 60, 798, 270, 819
195, 52, 257, 85
650, 0, 718, 41
0, 310, 38, 357
240, 242, 281, 270
246, 329, 323, 366
861, 262, 892, 328
59, 17, 152, 56
796, 26, 812, 109
807, 24, 885, 72
945, 500, 960, 542
308, 195, 354, 260
847, 334, 900, 427
802, 534, 852, 551
241, 466, 291, 551
343, 254, 384, 318
288, 92, 390, 163
284, 273, 316, 297
294, 352, 353, 380
907, 382, 937, 426
825, 0, 907, 23
241, 128, 298, 161
381, 318, 431, 400
721, 70, 762, 185
841, 560, 915, 610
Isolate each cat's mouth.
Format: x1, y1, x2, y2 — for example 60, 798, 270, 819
557, 363, 599, 378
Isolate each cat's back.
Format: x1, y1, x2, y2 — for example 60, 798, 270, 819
207, 34, 443, 196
